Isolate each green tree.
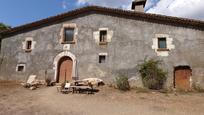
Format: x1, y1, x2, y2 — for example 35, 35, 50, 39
0, 23, 11, 31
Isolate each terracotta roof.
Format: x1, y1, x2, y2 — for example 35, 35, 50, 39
1, 6, 204, 38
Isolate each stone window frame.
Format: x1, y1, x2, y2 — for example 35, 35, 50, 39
93, 28, 113, 45
16, 64, 26, 72
152, 34, 175, 57
99, 53, 108, 64
60, 23, 78, 44
22, 37, 36, 53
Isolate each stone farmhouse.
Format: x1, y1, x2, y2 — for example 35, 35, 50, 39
0, 0, 204, 90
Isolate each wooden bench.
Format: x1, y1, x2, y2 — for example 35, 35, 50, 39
56, 81, 95, 94
70, 85, 94, 94
61, 88, 72, 94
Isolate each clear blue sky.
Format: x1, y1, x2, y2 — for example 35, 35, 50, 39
0, 0, 85, 27
1, 0, 203, 28
0, 0, 148, 27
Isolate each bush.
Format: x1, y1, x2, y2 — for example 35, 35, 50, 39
137, 58, 167, 90
115, 74, 130, 91
61, 82, 66, 89
192, 83, 204, 92
45, 78, 52, 86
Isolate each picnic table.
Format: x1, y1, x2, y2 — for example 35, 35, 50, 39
59, 80, 94, 94
70, 85, 94, 94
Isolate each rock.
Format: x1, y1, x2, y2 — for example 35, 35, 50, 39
128, 76, 143, 88
21, 83, 31, 88
21, 75, 45, 90
82, 78, 104, 86
27, 75, 37, 84
30, 86, 37, 90
50, 81, 56, 86
21, 83, 26, 87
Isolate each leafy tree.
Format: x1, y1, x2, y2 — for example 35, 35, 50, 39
0, 23, 11, 31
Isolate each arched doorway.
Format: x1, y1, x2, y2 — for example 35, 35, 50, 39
57, 56, 73, 83
174, 66, 192, 90
53, 51, 77, 82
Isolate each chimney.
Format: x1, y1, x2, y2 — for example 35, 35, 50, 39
131, 0, 147, 12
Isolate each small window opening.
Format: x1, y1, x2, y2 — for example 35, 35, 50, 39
17, 65, 24, 72
26, 41, 32, 50
158, 37, 167, 49
99, 55, 106, 63
64, 28, 74, 43
100, 30, 107, 43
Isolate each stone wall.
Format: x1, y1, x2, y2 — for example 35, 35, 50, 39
0, 13, 204, 89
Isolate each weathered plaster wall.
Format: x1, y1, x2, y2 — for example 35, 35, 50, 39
0, 13, 204, 88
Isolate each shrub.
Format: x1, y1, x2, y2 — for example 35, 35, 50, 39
137, 58, 167, 90
115, 74, 130, 91
61, 82, 66, 89
192, 83, 204, 92
45, 78, 52, 86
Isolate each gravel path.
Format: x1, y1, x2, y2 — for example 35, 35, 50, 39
0, 81, 204, 115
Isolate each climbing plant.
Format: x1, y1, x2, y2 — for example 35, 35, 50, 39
137, 58, 167, 90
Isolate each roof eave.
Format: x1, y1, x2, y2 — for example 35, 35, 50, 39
1, 6, 204, 38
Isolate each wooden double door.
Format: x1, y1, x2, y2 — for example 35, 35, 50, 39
57, 56, 73, 83
174, 66, 192, 90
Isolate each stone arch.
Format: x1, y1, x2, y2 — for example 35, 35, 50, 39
53, 51, 77, 82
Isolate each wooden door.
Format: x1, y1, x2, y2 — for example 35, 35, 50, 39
57, 57, 73, 83
174, 66, 191, 90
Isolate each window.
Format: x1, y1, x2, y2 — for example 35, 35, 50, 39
23, 37, 36, 52
99, 30, 107, 44
63, 28, 74, 43
158, 37, 167, 49
99, 55, 106, 63
17, 66, 24, 72
93, 28, 113, 45
25, 40, 32, 52
60, 23, 77, 44
152, 34, 174, 56
16, 64, 25, 72
26, 41, 32, 50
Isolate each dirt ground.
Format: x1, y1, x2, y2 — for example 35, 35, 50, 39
0, 81, 204, 115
